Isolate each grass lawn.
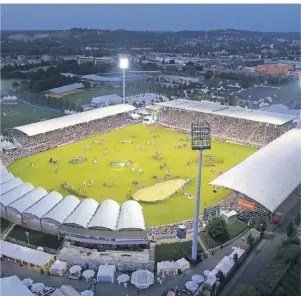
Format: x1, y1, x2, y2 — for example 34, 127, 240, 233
8, 225, 63, 249
8, 124, 256, 226
1, 103, 63, 133
200, 220, 248, 249
155, 240, 202, 262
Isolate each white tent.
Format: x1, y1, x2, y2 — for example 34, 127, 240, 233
81, 290, 94, 296
204, 273, 217, 289
1, 276, 35, 296
176, 258, 190, 272
50, 260, 68, 276
117, 274, 130, 284
212, 256, 234, 277
82, 270, 95, 279
229, 247, 245, 259
31, 283, 45, 293
203, 270, 211, 277
185, 281, 199, 292
22, 278, 33, 288
192, 274, 205, 284
69, 265, 82, 275
60, 285, 80, 296
97, 264, 115, 283
131, 270, 154, 289
157, 261, 178, 275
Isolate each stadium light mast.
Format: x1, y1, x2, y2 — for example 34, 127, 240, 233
119, 57, 129, 104
191, 122, 211, 261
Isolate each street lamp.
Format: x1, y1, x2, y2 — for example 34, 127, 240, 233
119, 57, 129, 104
191, 121, 211, 261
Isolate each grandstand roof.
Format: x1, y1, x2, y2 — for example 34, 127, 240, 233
156, 99, 297, 125
0, 172, 14, 184
0, 178, 23, 196
0, 183, 34, 207
63, 198, 99, 228
23, 191, 63, 219
47, 83, 83, 94
91, 94, 122, 105
13, 104, 136, 136
41, 195, 80, 224
8, 187, 48, 214
82, 74, 121, 82
88, 199, 120, 231
117, 201, 146, 231
210, 129, 301, 213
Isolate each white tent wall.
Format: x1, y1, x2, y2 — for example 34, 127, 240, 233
21, 214, 42, 231
6, 207, 23, 224
40, 218, 61, 235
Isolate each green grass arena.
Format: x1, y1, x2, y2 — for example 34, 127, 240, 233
9, 124, 257, 226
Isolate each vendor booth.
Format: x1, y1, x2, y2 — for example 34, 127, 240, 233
50, 260, 68, 276
97, 264, 115, 283
176, 257, 190, 272
157, 261, 178, 275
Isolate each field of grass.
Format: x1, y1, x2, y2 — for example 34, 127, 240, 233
8, 124, 256, 226
155, 240, 202, 262
1, 103, 63, 133
8, 225, 63, 249
200, 220, 248, 249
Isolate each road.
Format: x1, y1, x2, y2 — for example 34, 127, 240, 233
219, 199, 300, 296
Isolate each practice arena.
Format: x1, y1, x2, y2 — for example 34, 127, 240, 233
1, 100, 300, 245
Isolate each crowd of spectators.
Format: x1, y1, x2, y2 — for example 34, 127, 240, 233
159, 108, 292, 146
0, 114, 136, 167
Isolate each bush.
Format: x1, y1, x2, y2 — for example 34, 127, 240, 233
207, 217, 228, 239
247, 232, 255, 247
286, 222, 295, 237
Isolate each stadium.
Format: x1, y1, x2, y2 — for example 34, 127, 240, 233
1, 99, 300, 255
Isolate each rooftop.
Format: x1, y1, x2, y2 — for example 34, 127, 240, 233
48, 83, 83, 94
156, 99, 297, 125
14, 104, 136, 136
210, 129, 301, 212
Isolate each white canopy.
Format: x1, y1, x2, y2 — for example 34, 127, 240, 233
176, 257, 190, 271
82, 270, 95, 279
210, 129, 301, 213
192, 274, 205, 284
131, 270, 154, 289
157, 261, 178, 274
50, 260, 68, 273
31, 283, 45, 293
185, 281, 199, 292
0, 240, 54, 267
69, 265, 82, 274
117, 274, 130, 283
97, 264, 115, 283
81, 290, 94, 296
22, 278, 33, 288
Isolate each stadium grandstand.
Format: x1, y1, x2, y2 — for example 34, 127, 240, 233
210, 128, 301, 222
1, 104, 137, 167
156, 99, 298, 146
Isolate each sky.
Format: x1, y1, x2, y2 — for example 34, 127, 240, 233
1, 4, 300, 32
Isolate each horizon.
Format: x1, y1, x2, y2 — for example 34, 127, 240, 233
2, 4, 300, 32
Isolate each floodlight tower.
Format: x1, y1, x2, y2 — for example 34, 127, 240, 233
119, 57, 129, 104
191, 122, 212, 261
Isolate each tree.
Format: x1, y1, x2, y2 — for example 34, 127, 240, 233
247, 233, 255, 248
204, 70, 213, 79
82, 81, 91, 89
233, 252, 239, 267
12, 82, 19, 88
295, 212, 300, 226
216, 270, 226, 284
207, 217, 228, 239
286, 222, 294, 237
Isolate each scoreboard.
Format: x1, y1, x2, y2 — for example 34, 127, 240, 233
191, 122, 211, 151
